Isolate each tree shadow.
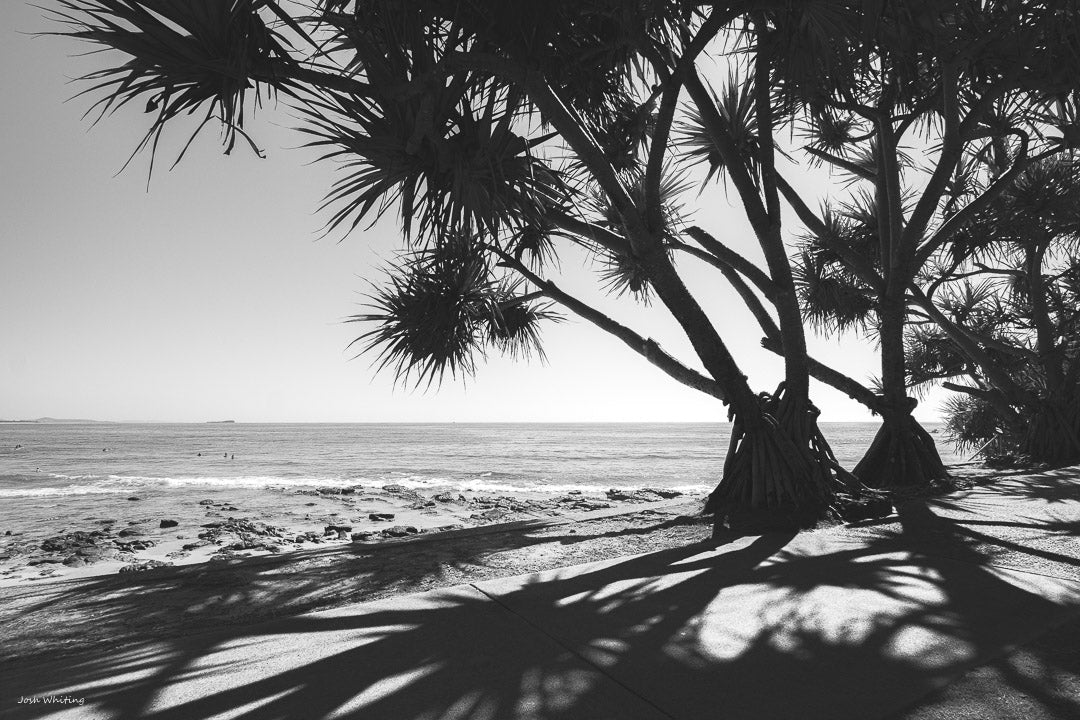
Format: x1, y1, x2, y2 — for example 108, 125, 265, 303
962, 466, 1080, 505
5, 502, 1079, 720
1, 514, 705, 669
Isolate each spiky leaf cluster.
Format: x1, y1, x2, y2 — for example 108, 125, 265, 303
676, 72, 761, 186
793, 201, 878, 333
941, 394, 1003, 454
587, 165, 690, 303
352, 237, 560, 387
49, 0, 301, 172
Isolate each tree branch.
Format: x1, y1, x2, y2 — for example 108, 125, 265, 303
681, 226, 778, 298
546, 210, 632, 256
760, 337, 885, 413
804, 147, 875, 181
907, 288, 1035, 403
683, 66, 771, 237
644, 6, 733, 231
775, 174, 885, 292
914, 130, 1039, 269
903, 76, 1013, 248
493, 250, 728, 402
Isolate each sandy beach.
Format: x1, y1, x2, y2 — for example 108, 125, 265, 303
0, 481, 695, 588
1, 464, 1078, 720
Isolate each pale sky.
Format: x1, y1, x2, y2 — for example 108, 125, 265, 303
0, 2, 946, 423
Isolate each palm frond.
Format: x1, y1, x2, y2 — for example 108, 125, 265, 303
793, 251, 876, 333
298, 85, 568, 241
350, 236, 558, 387
675, 71, 760, 187
487, 293, 563, 361
49, 0, 299, 173
351, 237, 496, 388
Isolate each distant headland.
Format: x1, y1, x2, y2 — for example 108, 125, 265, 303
0, 417, 115, 424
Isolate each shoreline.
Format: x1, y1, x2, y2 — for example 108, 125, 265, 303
2, 464, 1076, 703
0, 482, 696, 588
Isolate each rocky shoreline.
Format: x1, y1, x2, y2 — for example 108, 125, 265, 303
0, 483, 692, 585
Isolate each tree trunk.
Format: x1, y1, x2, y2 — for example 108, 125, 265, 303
1020, 397, 1080, 466
706, 382, 852, 531
854, 296, 949, 488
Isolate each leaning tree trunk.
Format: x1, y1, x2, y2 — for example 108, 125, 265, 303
701, 285, 853, 531
855, 298, 949, 488
640, 248, 845, 530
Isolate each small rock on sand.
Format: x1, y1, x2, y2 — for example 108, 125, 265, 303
160, 519, 179, 529
119, 559, 172, 573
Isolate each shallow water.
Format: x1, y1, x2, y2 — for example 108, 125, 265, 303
1, 422, 963, 499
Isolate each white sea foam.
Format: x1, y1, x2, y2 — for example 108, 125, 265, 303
0, 472, 709, 498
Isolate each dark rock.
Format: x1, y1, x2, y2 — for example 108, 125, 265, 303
41, 531, 103, 553
838, 496, 894, 523
369, 512, 395, 522
382, 484, 408, 493
432, 492, 455, 503
114, 539, 156, 552
606, 488, 680, 503
75, 546, 108, 559
63, 555, 87, 568
97, 519, 116, 525
382, 525, 419, 537
572, 500, 612, 511
198, 500, 215, 505
117, 528, 144, 538
182, 540, 212, 551
127, 496, 141, 501
641, 487, 683, 499
159, 519, 179, 529
201, 522, 223, 529
324, 524, 353, 539
351, 531, 376, 542
567, 490, 582, 495
119, 559, 172, 573
28, 557, 65, 566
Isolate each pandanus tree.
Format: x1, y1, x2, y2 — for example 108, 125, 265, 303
907, 155, 1080, 465
47, 0, 895, 526
765, 0, 1080, 486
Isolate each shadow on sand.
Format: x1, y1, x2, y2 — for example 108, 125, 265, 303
4, 476, 1079, 720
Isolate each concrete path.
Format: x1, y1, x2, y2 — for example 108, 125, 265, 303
4, 472, 1078, 720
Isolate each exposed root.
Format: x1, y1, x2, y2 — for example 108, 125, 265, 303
1020, 398, 1080, 467
707, 384, 853, 532
853, 414, 948, 489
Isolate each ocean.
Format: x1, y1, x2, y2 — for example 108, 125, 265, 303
0, 422, 964, 499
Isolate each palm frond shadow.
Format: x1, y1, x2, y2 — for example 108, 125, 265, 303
7, 503, 1080, 720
